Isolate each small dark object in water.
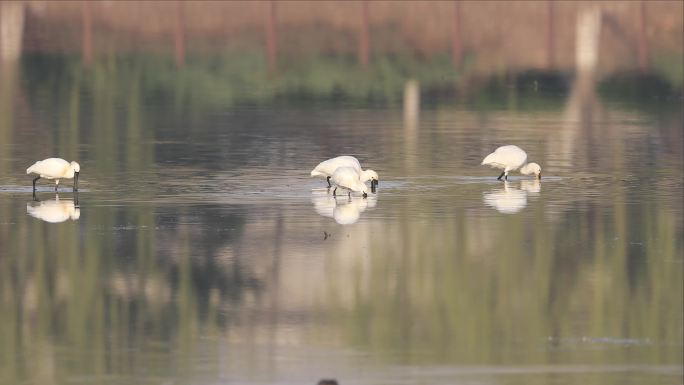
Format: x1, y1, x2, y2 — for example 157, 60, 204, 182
323, 231, 330, 240
318, 380, 339, 385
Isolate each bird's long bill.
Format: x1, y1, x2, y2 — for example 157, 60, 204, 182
73, 172, 79, 191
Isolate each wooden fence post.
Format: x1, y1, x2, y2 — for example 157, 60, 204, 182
82, 1, 92, 67
451, 1, 462, 66
546, 1, 555, 69
637, 1, 649, 71
175, 1, 186, 68
266, 0, 278, 71
359, 0, 369, 67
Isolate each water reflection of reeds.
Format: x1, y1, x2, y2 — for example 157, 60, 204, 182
0, 20, 681, 382
2, 168, 681, 382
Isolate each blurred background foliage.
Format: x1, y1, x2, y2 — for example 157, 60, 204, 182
0, 1, 681, 384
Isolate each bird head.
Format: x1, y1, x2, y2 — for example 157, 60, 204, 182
521, 162, 542, 179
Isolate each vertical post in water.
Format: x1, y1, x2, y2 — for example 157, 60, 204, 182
572, 6, 602, 146
359, 0, 369, 67
451, 1, 462, 67
81, 1, 92, 67
403, 80, 420, 173
0, 1, 25, 175
575, 7, 601, 83
404, 80, 420, 131
175, 1, 186, 68
637, 1, 649, 72
1, 1, 25, 62
556, 8, 603, 169
546, 0, 555, 69
266, 0, 278, 72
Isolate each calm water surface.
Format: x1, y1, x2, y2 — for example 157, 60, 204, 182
0, 62, 682, 385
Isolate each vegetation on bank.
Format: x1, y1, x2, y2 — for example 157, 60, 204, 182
20, 51, 683, 115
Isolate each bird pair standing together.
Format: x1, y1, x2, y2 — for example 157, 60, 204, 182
481, 145, 542, 180
310, 156, 379, 198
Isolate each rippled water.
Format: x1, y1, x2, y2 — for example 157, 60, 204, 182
0, 64, 682, 385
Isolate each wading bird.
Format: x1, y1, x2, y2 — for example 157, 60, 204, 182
481, 145, 541, 180
26, 158, 80, 192
311, 156, 378, 189
330, 167, 369, 198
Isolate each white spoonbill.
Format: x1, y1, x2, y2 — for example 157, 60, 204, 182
330, 167, 369, 198
27, 158, 80, 191
481, 145, 541, 180
311, 156, 379, 189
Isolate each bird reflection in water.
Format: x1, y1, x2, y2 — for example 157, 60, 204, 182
520, 178, 541, 194
483, 180, 540, 214
311, 190, 377, 225
27, 193, 80, 223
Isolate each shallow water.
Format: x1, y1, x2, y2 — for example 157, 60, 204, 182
0, 63, 682, 385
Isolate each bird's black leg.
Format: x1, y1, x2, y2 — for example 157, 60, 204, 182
32, 176, 40, 192
504, 173, 508, 181
348, 191, 351, 198
326, 176, 332, 188
497, 171, 505, 181
333, 187, 337, 197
